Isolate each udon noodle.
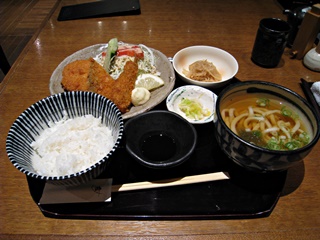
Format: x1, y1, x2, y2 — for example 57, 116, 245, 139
221, 95, 311, 150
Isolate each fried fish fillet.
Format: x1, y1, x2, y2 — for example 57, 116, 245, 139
88, 58, 114, 92
97, 61, 138, 113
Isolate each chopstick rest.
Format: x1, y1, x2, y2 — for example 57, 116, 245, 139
111, 172, 230, 192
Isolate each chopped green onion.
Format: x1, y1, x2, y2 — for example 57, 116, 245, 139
252, 130, 262, 138
281, 106, 292, 117
256, 98, 270, 107
299, 132, 310, 144
285, 140, 302, 150
267, 138, 281, 150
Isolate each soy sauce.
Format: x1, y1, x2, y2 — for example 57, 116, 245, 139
141, 132, 177, 162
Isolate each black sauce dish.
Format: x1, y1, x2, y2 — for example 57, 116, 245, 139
214, 81, 320, 172
124, 110, 197, 169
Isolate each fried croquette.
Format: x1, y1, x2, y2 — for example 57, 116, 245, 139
61, 59, 91, 91
97, 61, 138, 113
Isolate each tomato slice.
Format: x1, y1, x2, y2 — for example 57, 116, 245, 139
117, 45, 144, 59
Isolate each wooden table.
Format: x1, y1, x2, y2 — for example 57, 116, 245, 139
1, 0, 320, 239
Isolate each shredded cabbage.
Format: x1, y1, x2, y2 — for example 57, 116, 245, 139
108, 43, 160, 79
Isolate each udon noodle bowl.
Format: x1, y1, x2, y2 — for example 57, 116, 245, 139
215, 81, 320, 171
220, 92, 313, 151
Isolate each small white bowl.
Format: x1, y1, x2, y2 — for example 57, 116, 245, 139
172, 46, 238, 88
166, 85, 218, 124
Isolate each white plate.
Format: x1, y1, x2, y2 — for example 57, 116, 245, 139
172, 45, 238, 88
166, 85, 218, 124
50, 43, 175, 119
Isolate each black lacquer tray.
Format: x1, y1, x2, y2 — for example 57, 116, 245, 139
27, 78, 287, 220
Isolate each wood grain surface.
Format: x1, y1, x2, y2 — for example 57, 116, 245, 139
1, 0, 320, 239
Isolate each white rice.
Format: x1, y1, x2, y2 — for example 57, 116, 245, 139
31, 114, 114, 177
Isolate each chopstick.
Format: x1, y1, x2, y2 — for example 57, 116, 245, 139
111, 172, 229, 192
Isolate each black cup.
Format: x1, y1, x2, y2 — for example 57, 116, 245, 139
251, 18, 291, 68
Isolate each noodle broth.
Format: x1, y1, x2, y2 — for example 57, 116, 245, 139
220, 93, 313, 151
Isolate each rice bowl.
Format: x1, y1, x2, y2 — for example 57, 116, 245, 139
30, 114, 114, 177
6, 91, 123, 186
